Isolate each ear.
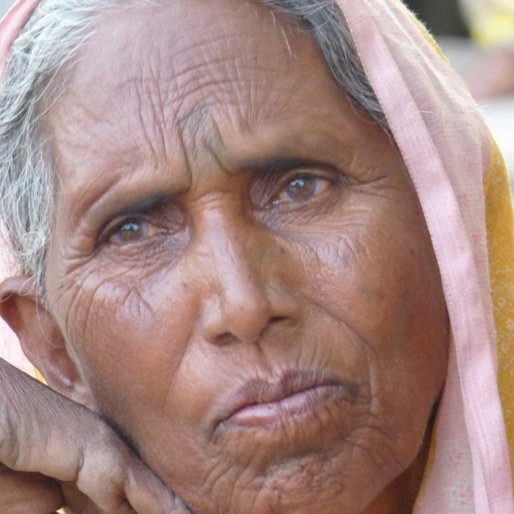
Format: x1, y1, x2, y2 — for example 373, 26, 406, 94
0, 276, 97, 411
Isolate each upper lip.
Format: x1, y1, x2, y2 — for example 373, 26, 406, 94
214, 369, 354, 430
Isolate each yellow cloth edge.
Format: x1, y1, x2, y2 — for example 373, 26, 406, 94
485, 140, 514, 476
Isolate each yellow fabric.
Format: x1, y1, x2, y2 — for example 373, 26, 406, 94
33, 367, 45, 383
485, 142, 514, 472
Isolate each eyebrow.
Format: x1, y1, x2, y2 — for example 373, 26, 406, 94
104, 193, 169, 221
239, 157, 331, 173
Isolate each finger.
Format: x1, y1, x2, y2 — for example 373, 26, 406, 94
0, 466, 63, 514
0, 363, 180, 513
62, 482, 131, 514
74, 435, 176, 514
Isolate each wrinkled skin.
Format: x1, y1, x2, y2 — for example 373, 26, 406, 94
1, 0, 449, 512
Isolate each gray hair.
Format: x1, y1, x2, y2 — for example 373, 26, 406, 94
0, 0, 385, 289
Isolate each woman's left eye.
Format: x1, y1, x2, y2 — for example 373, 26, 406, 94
107, 219, 157, 246
273, 175, 332, 205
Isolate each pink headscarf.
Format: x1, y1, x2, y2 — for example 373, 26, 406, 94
1, 0, 513, 512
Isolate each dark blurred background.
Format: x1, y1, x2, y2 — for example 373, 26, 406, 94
404, 0, 468, 35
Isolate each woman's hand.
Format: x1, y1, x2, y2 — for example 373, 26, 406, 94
0, 358, 188, 514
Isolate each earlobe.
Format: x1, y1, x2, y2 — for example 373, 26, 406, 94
0, 276, 97, 410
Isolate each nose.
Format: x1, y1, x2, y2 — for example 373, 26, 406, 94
195, 213, 299, 346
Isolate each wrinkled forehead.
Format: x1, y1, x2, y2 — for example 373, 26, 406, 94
57, 0, 319, 127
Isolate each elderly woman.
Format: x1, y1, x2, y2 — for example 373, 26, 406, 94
0, 0, 513, 513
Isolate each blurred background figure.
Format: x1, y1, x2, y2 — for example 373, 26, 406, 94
460, 0, 514, 100
461, 0, 514, 49
406, 0, 514, 99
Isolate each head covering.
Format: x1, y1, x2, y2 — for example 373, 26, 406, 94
1, 0, 513, 512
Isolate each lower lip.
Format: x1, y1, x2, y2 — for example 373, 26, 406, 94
226, 385, 346, 429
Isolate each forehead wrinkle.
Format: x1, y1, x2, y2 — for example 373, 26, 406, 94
117, 61, 276, 170
130, 6, 302, 124
176, 104, 212, 162
168, 60, 298, 159
175, 102, 238, 180
52, 82, 189, 230
67, 0, 312, 162
131, 75, 172, 176
178, 105, 210, 135
169, 56, 289, 118
49, 100, 140, 207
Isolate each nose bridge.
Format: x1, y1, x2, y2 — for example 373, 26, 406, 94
211, 208, 268, 324
213, 215, 264, 294
194, 206, 289, 345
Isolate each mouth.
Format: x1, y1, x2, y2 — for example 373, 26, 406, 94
215, 369, 358, 432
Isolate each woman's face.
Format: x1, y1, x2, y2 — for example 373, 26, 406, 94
43, 0, 448, 512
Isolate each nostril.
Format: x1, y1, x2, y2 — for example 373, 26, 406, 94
214, 332, 237, 347
213, 317, 289, 346
270, 315, 288, 325
200, 280, 300, 346
207, 312, 292, 347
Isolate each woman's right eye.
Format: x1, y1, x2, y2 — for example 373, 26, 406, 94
95, 196, 187, 252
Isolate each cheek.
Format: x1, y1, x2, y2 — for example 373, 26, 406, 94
296, 197, 448, 452
57, 266, 197, 426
